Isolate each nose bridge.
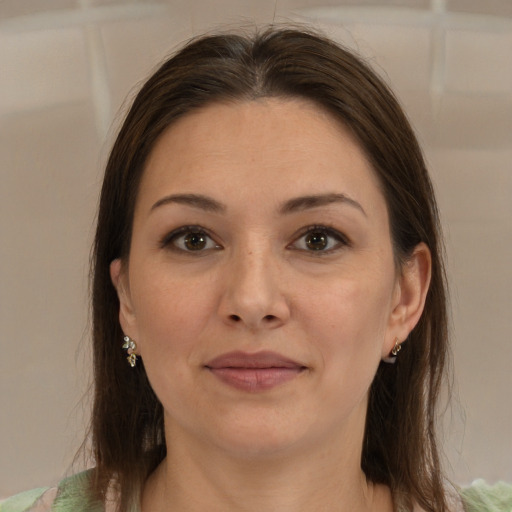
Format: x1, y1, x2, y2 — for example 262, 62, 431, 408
238, 244, 273, 298
220, 234, 289, 328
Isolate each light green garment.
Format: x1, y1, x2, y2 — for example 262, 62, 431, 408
460, 480, 512, 512
0, 472, 102, 512
2, 472, 512, 511
0, 488, 49, 512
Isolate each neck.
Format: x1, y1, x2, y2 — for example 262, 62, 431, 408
142, 411, 392, 512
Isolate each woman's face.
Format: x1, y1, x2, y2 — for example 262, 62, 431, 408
112, 99, 427, 458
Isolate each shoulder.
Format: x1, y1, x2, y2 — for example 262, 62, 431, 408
460, 480, 512, 512
0, 471, 104, 512
0, 487, 53, 512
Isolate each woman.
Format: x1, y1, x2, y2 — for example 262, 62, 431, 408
2, 27, 511, 512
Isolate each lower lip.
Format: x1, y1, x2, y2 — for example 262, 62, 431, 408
207, 367, 303, 392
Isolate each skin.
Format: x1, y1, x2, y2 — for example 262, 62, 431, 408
111, 99, 431, 511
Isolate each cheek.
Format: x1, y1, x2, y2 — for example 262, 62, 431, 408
301, 280, 391, 404
130, 269, 216, 359
129, 273, 216, 412
297, 272, 394, 390
302, 276, 392, 341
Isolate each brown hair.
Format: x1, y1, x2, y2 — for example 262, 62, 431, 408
91, 27, 450, 511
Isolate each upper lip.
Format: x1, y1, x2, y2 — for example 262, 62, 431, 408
205, 351, 305, 369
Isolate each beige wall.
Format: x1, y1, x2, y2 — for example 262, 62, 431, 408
1, 0, 511, 496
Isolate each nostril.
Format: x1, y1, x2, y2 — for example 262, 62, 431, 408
228, 314, 277, 323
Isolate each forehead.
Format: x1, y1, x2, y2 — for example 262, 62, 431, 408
137, 98, 385, 215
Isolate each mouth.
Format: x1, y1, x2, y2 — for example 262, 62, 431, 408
205, 351, 307, 392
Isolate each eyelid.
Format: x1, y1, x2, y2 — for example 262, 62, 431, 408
159, 225, 222, 252
288, 224, 351, 253
159, 224, 349, 254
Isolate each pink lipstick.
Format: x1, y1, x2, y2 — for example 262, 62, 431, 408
205, 351, 305, 392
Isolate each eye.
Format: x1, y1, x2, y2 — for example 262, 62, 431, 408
161, 226, 221, 253
290, 226, 349, 253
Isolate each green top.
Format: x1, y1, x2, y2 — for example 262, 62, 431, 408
460, 480, 512, 512
0, 472, 103, 512
2, 471, 512, 512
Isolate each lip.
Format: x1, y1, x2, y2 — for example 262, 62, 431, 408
205, 351, 306, 392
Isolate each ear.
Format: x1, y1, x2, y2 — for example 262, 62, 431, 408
383, 242, 432, 357
110, 258, 139, 340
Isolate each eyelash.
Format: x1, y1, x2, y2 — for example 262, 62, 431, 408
159, 225, 221, 253
289, 224, 351, 254
159, 224, 350, 254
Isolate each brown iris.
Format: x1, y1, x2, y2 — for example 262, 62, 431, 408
305, 231, 328, 250
184, 232, 207, 250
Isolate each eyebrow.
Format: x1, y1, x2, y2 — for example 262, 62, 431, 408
151, 193, 226, 213
150, 192, 366, 216
280, 193, 367, 217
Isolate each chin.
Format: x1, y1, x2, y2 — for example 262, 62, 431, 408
217, 433, 302, 460
201, 412, 316, 460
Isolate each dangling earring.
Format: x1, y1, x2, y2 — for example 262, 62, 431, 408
122, 335, 138, 367
383, 337, 402, 364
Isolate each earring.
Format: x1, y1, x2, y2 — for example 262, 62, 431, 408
383, 338, 402, 364
122, 335, 138, 367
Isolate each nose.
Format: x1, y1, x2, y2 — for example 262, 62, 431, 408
217, 246, 291, 330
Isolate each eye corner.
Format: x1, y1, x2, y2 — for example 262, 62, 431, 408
288, 224, 351, 254
159, 225, 223, 254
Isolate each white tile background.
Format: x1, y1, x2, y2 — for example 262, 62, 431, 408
1, 0, 511, 497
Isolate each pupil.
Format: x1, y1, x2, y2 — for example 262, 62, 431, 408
184, 233, 206, 250
306, 232, 327, 250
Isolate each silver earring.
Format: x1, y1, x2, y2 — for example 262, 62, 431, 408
122, 335, 138, 367
383, 338, 402, 364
